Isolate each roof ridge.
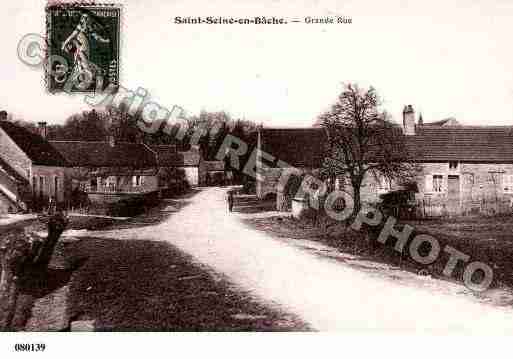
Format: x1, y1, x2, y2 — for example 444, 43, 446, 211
50, 140, 148, 145
49, 140, 107, 143
262, 126, 325, 130
420, 125, 513, 129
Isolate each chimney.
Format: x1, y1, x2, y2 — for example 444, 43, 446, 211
0, 111, 7, 121
402, 105, 415, 135
38, 122, 48, 139
108, 135, 116, 147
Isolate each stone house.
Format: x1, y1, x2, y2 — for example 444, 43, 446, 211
204, 161, 226, 185
0, 115, 208, 213
0, 120, 69, 213
406, 119, 513, 216
179, 146, 206, 187
256, 127, 326, 201
150, 145, 206, 187
50, 138, 159, 205
256, 106, 513, 216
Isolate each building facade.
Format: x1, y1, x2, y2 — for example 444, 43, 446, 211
0, 120, 69, 213
0, 115, 210, 214
256, 107, 513, 217
50, 139, 160, 206
151, 145, 206, 187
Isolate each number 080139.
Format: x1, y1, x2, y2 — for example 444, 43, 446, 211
14, 343, 46, 352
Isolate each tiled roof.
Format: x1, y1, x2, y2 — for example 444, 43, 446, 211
150, 145, 178, 167
205, 161, 225, 172
50, 141, 157, 168
150, 145, 202, 167
180, 147, 202, 166
407, 126, 513, 163
259, 128, 327, 168
0, 121, 68, 167
421, 118, 460, 127
261, 125, 513, 166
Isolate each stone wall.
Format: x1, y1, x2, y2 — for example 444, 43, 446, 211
256, 165, 386, 203
256, 167, 284, 199
31, 165, 68, 204
416, 162, 513, 216
256, 161, 513, 216
182, 167, 199, 187
181, 162, 207, 187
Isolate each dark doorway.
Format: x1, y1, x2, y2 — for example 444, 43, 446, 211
39, 176, 44, 199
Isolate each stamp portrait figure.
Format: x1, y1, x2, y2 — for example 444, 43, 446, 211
61, 13, 111, 90
46, 4, 121, 93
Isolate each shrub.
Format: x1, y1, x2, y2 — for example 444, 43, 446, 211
107, 197, 145, 217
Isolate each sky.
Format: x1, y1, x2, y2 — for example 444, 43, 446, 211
2, 0, 513, 127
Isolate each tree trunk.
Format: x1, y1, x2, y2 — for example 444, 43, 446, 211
351, 184, 362, 222
0, 213, 68, 331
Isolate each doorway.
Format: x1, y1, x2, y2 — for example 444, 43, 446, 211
447, 175, 460, 214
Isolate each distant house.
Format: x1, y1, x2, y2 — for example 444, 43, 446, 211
256, 127, 326, 199
0, 114, 211, 214
256, 106, 513, 216
204, 161, 226, 185
151, 145, 206, 187
50, 138, 159, 205
149, 145, 186, 191
0, 120, 69, 213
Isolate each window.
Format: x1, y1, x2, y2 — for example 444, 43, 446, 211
449, 161, 458, 170
504, 174, 513, 193
106, 176, 117, 188
426, 175, 443, 193
132, 175, 142, 187
433, 175, 443, 192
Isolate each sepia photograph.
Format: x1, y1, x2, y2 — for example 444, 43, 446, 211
1, 0, 513, 357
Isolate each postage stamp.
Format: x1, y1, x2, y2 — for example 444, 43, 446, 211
45, 3, 121, 93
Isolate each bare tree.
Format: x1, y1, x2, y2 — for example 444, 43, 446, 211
319, 84, 417, 219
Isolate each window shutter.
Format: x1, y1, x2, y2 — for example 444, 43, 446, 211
425, 175, 433, 192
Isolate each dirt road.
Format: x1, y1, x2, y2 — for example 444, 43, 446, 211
66, 187, 513, 332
